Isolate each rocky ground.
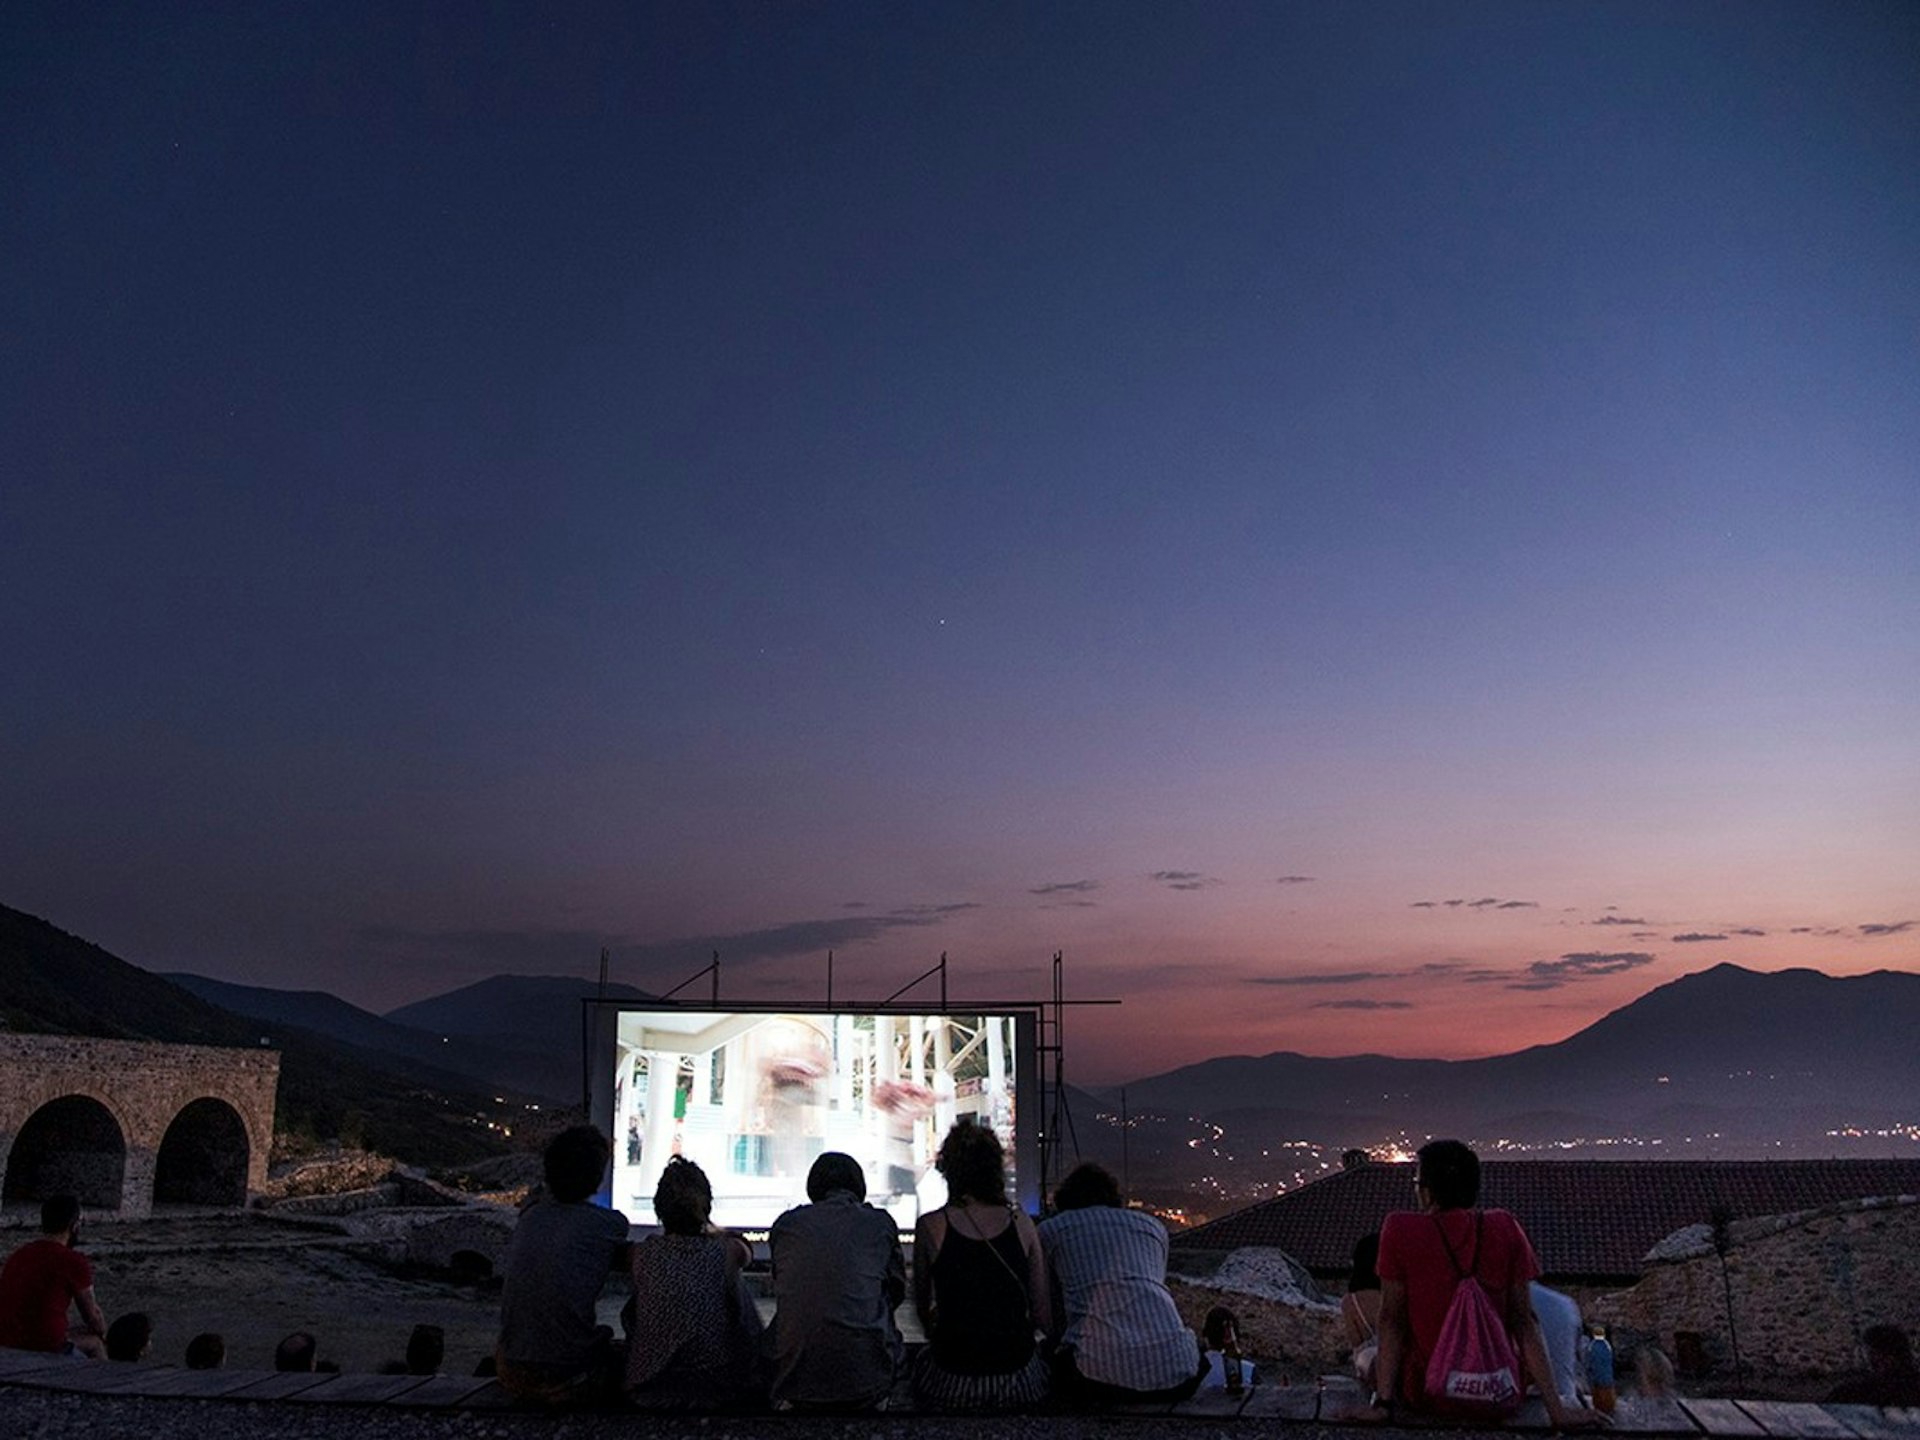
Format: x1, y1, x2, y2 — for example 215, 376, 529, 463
56, 1211, 516, 1376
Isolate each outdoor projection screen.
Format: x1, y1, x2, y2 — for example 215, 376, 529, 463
590, 1007, 1039, 1231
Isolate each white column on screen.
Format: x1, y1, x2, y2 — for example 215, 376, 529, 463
643, 1050, 678, 1179
986, 1019, 1005, 1104
834, 1014, 854, 1111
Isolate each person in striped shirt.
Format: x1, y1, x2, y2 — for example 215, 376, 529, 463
1037, 1162, 1206, 1406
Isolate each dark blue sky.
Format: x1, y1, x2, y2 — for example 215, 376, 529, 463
5, 2, 1915, 1078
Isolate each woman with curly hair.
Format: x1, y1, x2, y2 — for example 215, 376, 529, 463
911, 1118, 1051, 1411
625, 1156, 765, 1409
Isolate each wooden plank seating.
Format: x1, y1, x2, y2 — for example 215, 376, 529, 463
1609, 1396, 1699, 1434
121, 1364, 286, 1398
0, 1345, 80, 1379
283, 1370, 433, 1403
1238, 1382, 1320, 1421
1173, 1384, 1256, 1418
220, 1369, 337, 1399
24, 1360, 180, 1393
2, 1340, 1917, 1440
1683, 1400, 1770, 1437
384, 1373, 501, 1408
1741, 1402, 1860, 1439
1823, 1407, 1920, 1440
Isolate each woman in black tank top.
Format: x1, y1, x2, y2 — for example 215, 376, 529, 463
911, 1120, 1052, 1411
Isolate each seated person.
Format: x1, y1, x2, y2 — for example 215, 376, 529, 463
765, 1151, 905, 1411
1037, 1161, 1204, 1406
405, 1323, 445, 1375
104, 1311, 153, 1363
1343, 1233, 1381, 1384
0, 1195, 108, 1358
911, 1119, 1051, 1412
1198, 1305, 1254, 1390
1368, 1139, 1595, 1429
1632, 1344, 1675, 1398
495, 1125, 631, 1404
1529, 1281, 1585, 1406
625, 1156, 764, 1410
1827, 1324, 1920, 1406
274, 1331, 318, 1372
184, 1332, 225, 1370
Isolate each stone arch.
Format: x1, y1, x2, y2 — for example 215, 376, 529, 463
3, 1093, 128, 1209
153, 1096, 251, 1206
1, 1036, 279, 1216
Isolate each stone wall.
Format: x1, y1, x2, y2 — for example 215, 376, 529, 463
0, 1034, 279, 1218
1589, 1194, 1920, 1384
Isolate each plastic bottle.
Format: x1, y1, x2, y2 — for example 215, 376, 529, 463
1588, 1328, 1616, 1414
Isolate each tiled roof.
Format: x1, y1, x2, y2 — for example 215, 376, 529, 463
1170, 1159, 1920, 1280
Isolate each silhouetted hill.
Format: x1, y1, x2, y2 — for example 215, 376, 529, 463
0, 904, 520, 1165
1113, 964, 1920, 1148
167, 971, 588, 1104
386, 973, 655, 1058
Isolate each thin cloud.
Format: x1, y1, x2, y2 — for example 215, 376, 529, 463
1510, 951, 1656, 990
842, 901, 869, 910
1731, 928, 1766, 937
1466, 898, 1503, 909
1592, 916, 1648, 926
1860, 921, 1915, 937
1312, 999, 1414, 1011
1150, 870, 1214, 891
1672, 932, 1727, 943
1275, 875, 1316, 885
1029, 880, 1099, 896
1443, 899, 1466, 907
890, 901, 980, 918
357, 912, 980, 981
1496, 900, 1539, 910
1243, 970, 1394, 987
1410, 901, 1439, 908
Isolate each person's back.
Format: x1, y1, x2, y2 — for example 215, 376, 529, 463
104, 1312, 152, 1363
1528, 1282, 1583, 1404
766, 1152, 904, 1410
1379, 1205, 1535, 1390
1827, 1325, 1920, 1406
910, 1119, 1050, 1412
0, 1196, 107, 1358
1372, 1141, 1595, 1430
1038, 1163, 1201, 1404
625, 1156, 764, 1408
496, 1125, 629, 1396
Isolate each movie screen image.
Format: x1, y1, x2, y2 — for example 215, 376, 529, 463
605, 1009, 1031, 1232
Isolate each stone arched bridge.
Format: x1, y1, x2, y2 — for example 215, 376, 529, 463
0, 1034, 278, 1217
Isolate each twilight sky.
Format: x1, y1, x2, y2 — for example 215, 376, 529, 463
4, 2, 1916, 1083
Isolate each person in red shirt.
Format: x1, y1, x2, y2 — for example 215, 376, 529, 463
1364, 1140, 1595, 1429
0, 1195, 109, 1358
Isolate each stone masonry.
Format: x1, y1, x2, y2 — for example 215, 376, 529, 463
0, 1034, 279, 1218
1589, 1194, 1919, 1383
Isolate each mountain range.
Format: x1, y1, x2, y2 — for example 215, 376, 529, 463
0, 904, 524, 1165
7, 898, 1917, 1193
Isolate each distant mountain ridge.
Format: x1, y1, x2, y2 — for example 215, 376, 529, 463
163, 971, 654, 1104
1108, 964, 1920, 1135
0, 903, 519, 1164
